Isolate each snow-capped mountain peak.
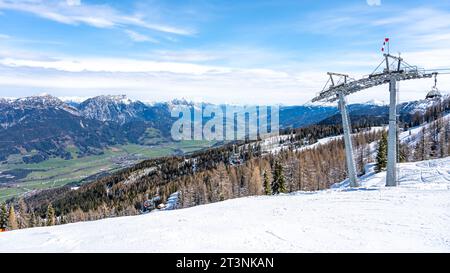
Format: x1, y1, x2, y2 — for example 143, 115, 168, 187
364, 99, 387, 106
78, 94, 145, 124
16, 94, 64, 107
12, 94, 79, 116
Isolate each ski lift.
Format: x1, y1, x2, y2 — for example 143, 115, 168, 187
426, 73, 442, 100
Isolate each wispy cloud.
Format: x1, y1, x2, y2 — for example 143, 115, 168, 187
0, 56, 230, 74
298, 4, 450, 52
66, 0, 80, 6
0, 0, 194, 35
367, 0, 381, 7
1, 61, 444, 105
125, 30, 159, 44
145, 50, 220, 63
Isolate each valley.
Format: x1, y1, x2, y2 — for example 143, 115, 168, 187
0, 140, 214, 202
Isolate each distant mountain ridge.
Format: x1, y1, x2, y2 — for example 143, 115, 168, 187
0, 93, 446, 165
0, 94, 175, 164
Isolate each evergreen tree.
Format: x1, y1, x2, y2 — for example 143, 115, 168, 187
0, 203, 7, 230
413, 128, 427, 161
17, 198, 29, 229
8, 205, 18, 230
263, 170, 271, 195
29, 211, 37, 228
357, 144, 366, 175
376, 131, 388, 172
439, 123, 447, 158
46, 204, 56, 226
398, 142, 409, 163
271, 161, 286, 195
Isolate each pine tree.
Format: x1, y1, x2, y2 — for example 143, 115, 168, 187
0, 203, 7, 230
357, 144, 366, 175
271, 161, 286, 195
29, 211, 37, 228
17, 199, 29, 229
376, 131, 388, 172
439, 122, 447, 158
263, 170, 271, 195
398, 142, 409, 163
414, 128, 427, 161
421, 127, 430, 160
8, 205, 18, 230
46, 204, 55, 226
248, 166, 262, 195
429, 121, 439, 159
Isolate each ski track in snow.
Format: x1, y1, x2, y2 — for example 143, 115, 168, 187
1, 157, 450, 253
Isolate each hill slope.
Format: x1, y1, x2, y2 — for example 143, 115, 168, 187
1, 157, 449, 253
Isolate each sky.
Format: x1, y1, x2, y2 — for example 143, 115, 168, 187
0, 0, 450, 105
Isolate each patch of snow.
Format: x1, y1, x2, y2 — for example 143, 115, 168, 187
60, 96, 88, 103
123, 167, 157, 185
303, 100, 336, 107
364, 99, 387, 106
163, 192, 180, 211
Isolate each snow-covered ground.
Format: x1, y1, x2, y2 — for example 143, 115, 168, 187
1, 157, 450, 253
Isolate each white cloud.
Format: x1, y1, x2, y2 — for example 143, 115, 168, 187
0, 0, 194, 35
0, 57, 231, 74
367, 0, 381, 7
66, 0, 80, 7
148, 50, 220, 62
0, 55, 316, 104
1, 53, 446, 105
125, 30, 159, 43
298, 5, 450, 59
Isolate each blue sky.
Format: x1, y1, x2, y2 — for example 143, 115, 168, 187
0, 0, 450, 104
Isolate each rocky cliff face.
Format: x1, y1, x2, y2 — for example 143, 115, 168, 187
78, 95, 147, 124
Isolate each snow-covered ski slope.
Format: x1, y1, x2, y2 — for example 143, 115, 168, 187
1, 157, 449, 253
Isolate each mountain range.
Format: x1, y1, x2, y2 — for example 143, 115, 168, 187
0, 93, 446, 165
0, 94, 174, 164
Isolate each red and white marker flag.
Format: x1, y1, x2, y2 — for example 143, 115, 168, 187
382, 38, 390, 53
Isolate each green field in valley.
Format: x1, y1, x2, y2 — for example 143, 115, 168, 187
0, 141, 215, 202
